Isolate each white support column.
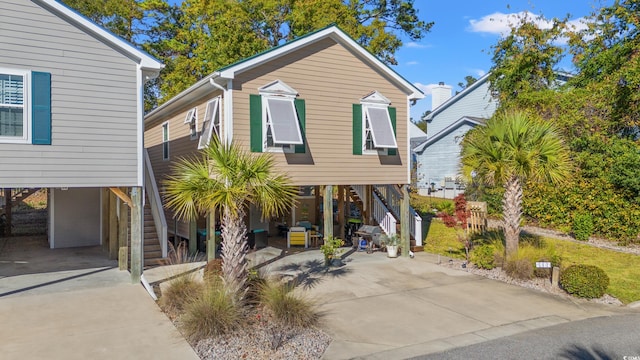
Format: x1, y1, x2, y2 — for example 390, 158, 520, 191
130, 186, 143, 283
401, 184, 410, 257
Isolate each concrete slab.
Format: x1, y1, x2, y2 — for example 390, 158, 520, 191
261, 250, 632, 360
0, 235, 198, 360
0, 282, 198, 360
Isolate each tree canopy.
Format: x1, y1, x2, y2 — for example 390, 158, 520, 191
62, 0, 432, 109
481, 1, 640, 243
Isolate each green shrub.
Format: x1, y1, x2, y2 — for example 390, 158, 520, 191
470, 244, 497, 269
434, 200, 455, 216
181, 282, 243, 340
572, 213, 594, 241
560, 264, 610, 299
505, 258, 533, 280
259, 280, 318, 328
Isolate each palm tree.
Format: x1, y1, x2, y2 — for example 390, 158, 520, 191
460, 110, 571, 257
164, 139, 297, 301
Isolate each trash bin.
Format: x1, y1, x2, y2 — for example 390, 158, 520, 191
250, 229, 268, 249
197, 229, 221, 254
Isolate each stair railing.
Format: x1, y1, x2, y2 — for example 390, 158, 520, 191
144, 149, 168, 258
411, 207, 422, 246
373, 191, 396, 236
374, 184, 401, 219
351, 185, 366, 201
374, 184, 423, 245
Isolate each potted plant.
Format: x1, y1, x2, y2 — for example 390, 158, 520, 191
320, 236, 344, 266
381, 234, 400, 258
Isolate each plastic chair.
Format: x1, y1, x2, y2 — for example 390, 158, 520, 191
287, 226, 309, 248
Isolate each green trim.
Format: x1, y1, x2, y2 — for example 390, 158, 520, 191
352, 104, 362, 155
249, 94, 262, 152
32, 71, 51, 145
388, 107, 397, 156
294, 98, 306, 153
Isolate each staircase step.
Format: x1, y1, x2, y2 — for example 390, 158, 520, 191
144, 250, 163, 259
144, 244, 162, 252
144, 258, 166, 267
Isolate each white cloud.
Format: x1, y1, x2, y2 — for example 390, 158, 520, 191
406, 41, 428, 49
468, 11, 590, 45
471, 69, 486, 77
406, 61, 419, 66
413, 82, 439, 95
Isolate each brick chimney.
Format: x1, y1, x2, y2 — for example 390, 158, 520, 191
431, 82, 452, 110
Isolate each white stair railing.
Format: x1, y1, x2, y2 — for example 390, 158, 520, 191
144, 149, 168, 258
373, 192, 396, 236
411, 207, 422, 246
374, 184, 423, 245
351, 185, 366, 201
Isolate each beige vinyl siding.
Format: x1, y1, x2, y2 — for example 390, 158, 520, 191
233, 37, 410, 186
145, 90, 223, 235
0, 0, 139, 187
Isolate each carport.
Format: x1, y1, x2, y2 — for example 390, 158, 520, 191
0, 235, 198, 359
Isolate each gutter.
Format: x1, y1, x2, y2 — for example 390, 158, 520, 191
145, 72, 223, 123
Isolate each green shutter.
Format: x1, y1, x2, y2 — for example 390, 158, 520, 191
352, 104, 362, 155
32, 72, 51, 145
294, 98, 306, 153
249, 94, 262, 152
388, 107, 397, 156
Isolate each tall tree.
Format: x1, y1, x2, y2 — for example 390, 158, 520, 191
156, 0, 432, 101
488, 13, 566, 103
568, 0, 640, 135
457, 75, 477, 93
460, 111, 571, 257
164, 139, 297, 301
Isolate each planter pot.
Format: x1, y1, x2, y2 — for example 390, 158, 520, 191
387, 245, 398, 258
324, 255, 342, 267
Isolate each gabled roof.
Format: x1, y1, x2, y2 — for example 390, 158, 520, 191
146, 25, 423, 121
34, 0, 163, 71
425, 73, 491, 121
409, 121, 427, 139
413, 116, 485, 153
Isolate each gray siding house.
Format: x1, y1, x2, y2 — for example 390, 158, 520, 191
1, 0, 163, 281
413, 74, 498, 196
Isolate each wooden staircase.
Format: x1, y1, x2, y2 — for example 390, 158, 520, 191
143, 201, 165, 267
348, 187, 365, 217
128, 195, 165, 268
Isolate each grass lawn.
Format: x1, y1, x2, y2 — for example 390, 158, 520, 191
423, 219, 640, 304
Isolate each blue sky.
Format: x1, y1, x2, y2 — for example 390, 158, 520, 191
164, 1, 609, 120
394, 1, 611, 120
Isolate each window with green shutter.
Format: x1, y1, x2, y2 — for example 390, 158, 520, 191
249, 80, 306, 153
353, 91, 397, 155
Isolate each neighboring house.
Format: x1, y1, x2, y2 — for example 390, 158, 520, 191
145, 25, 425, 253
1, 0, 164, 281
409, 121, 427, 187
413, 74, 497, 196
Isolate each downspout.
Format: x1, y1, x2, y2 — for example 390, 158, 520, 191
209, 77, 233, 144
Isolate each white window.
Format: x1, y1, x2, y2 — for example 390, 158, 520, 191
162, 122, 169, 160
198, 97, 221, 149
184, 107, 198, 140
361, 91, 397, 154
259, 80, 302, 153
0, 69, 29, 143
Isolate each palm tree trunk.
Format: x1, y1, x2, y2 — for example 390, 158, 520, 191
502, 175, 523, 258
220, 207, 249, 303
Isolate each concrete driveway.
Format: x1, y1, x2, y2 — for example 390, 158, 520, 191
262, 250, 636, 360
0, 236, 198, 360
1, 236, 636, 360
